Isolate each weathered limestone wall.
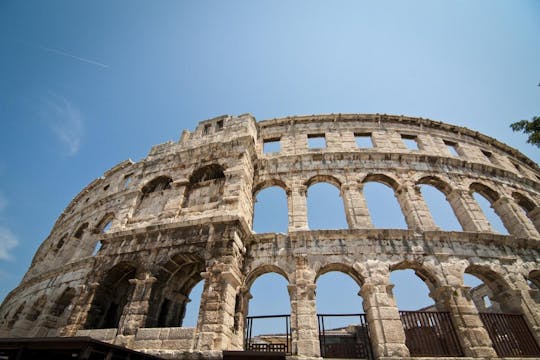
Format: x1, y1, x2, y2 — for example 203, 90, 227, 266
0, 113, 539, 359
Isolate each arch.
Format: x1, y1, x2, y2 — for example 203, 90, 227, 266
528, 270, 540, 289
512, 192, 537, 213
253, 178, 290, 197
141, 175, 172, 195
73, 223, 89, 240
469, 185, 510, 234
253, 186, 288, 233
305, 174, 342, 189
145, 253, 206, 328
306, 181, 348, 230
50, 287, 76, 317
416, 176, 453, 196
85, 262, 138, 329
97, 213, 114, 233
469, 182, 500, 204
315, 263, 364, 287
390, 260, 441, 293
363, 180, 407, 229
189, 164, 225, 183
463, 265, 511, 313
54, 234, 68, 253
362, 173, 400, 191
418, 183, 462, 231
183, 164, 226, 208
244, 265, 290, 290
26, 295, 47, 322
7, 302, 25, 329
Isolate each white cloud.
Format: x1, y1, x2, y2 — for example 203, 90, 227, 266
0, 226, 18, 261
44, 95, 84, 156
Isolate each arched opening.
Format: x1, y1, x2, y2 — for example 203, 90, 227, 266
134, 176, 173, 218
26, 295, 47, 322
527, 270, 540, 303
463, 272, 499, 313
50, 288, 76, 317
390, 269, 435, 311
145, 255, 205, 328
7, 302, 25, 329
418, 184, 462, 231
363, 181, 407, 229
54, 234, 67, 254
253, 185, 288, 233
316, 269, 370, 359
470, 183, 510, 235
85, 262, 137, 329
183, 164, 225, 209
73, 223, 88, 240
245, 270, 290, 352
307, 182, 347, 230
513, 192, 540, 233
390, 266, 463, 357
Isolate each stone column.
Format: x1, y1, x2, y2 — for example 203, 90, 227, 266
60, 283, 98, 336
288, 262, 320, 358
195, 265, 242, 352
431, 285, 497, 358
492, 196, 540, 238
395, 183, 439, 231
360, 281, 410, 358
446, 189, 493, 232
341, 183, 372, 229
288, 183, 308, 232
118, 274, 156, 336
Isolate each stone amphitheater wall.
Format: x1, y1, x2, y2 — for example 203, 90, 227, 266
0, 113, 539, 359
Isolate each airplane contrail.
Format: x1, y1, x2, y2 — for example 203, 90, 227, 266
26, 42, 110, 68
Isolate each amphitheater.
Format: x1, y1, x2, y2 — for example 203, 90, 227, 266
0, 113, 539, 360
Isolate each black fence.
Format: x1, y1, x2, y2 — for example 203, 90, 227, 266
480, 312, 540, 357
400, 311, 463, 357
244, 315, 291, 354
317, 313, 373, 359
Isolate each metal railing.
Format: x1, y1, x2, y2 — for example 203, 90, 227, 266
317, 313, 373, 359
244, 315, 291, 354
480, 312, 540, 357
400, 311, 463, 357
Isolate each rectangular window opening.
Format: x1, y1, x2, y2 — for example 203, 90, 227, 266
482, 150, 496, 164
401, 134, 419, 150
308, 134, 326, 149
263, 138, 280, 154
444, 140, 459, 157
216, 120, 224, 131
482, 295, 492, 308
355, 133, 373, 148
203, 123, 211, 135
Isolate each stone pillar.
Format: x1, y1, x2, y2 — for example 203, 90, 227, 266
431, 285, 497, 358
60, 283, 98, 336
163, 178, 189, 217
446, 189, 493, 232
395, 183, 439, 231
493, 196, 540, 238
195, 265, 242, 352
341, 183, 372, 229
288, 183, 308, 232
288, 261, 320, 358
360, 281, 410, 358
118, 274, 156, 336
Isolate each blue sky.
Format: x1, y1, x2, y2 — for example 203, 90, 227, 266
0, 1, 539, 328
